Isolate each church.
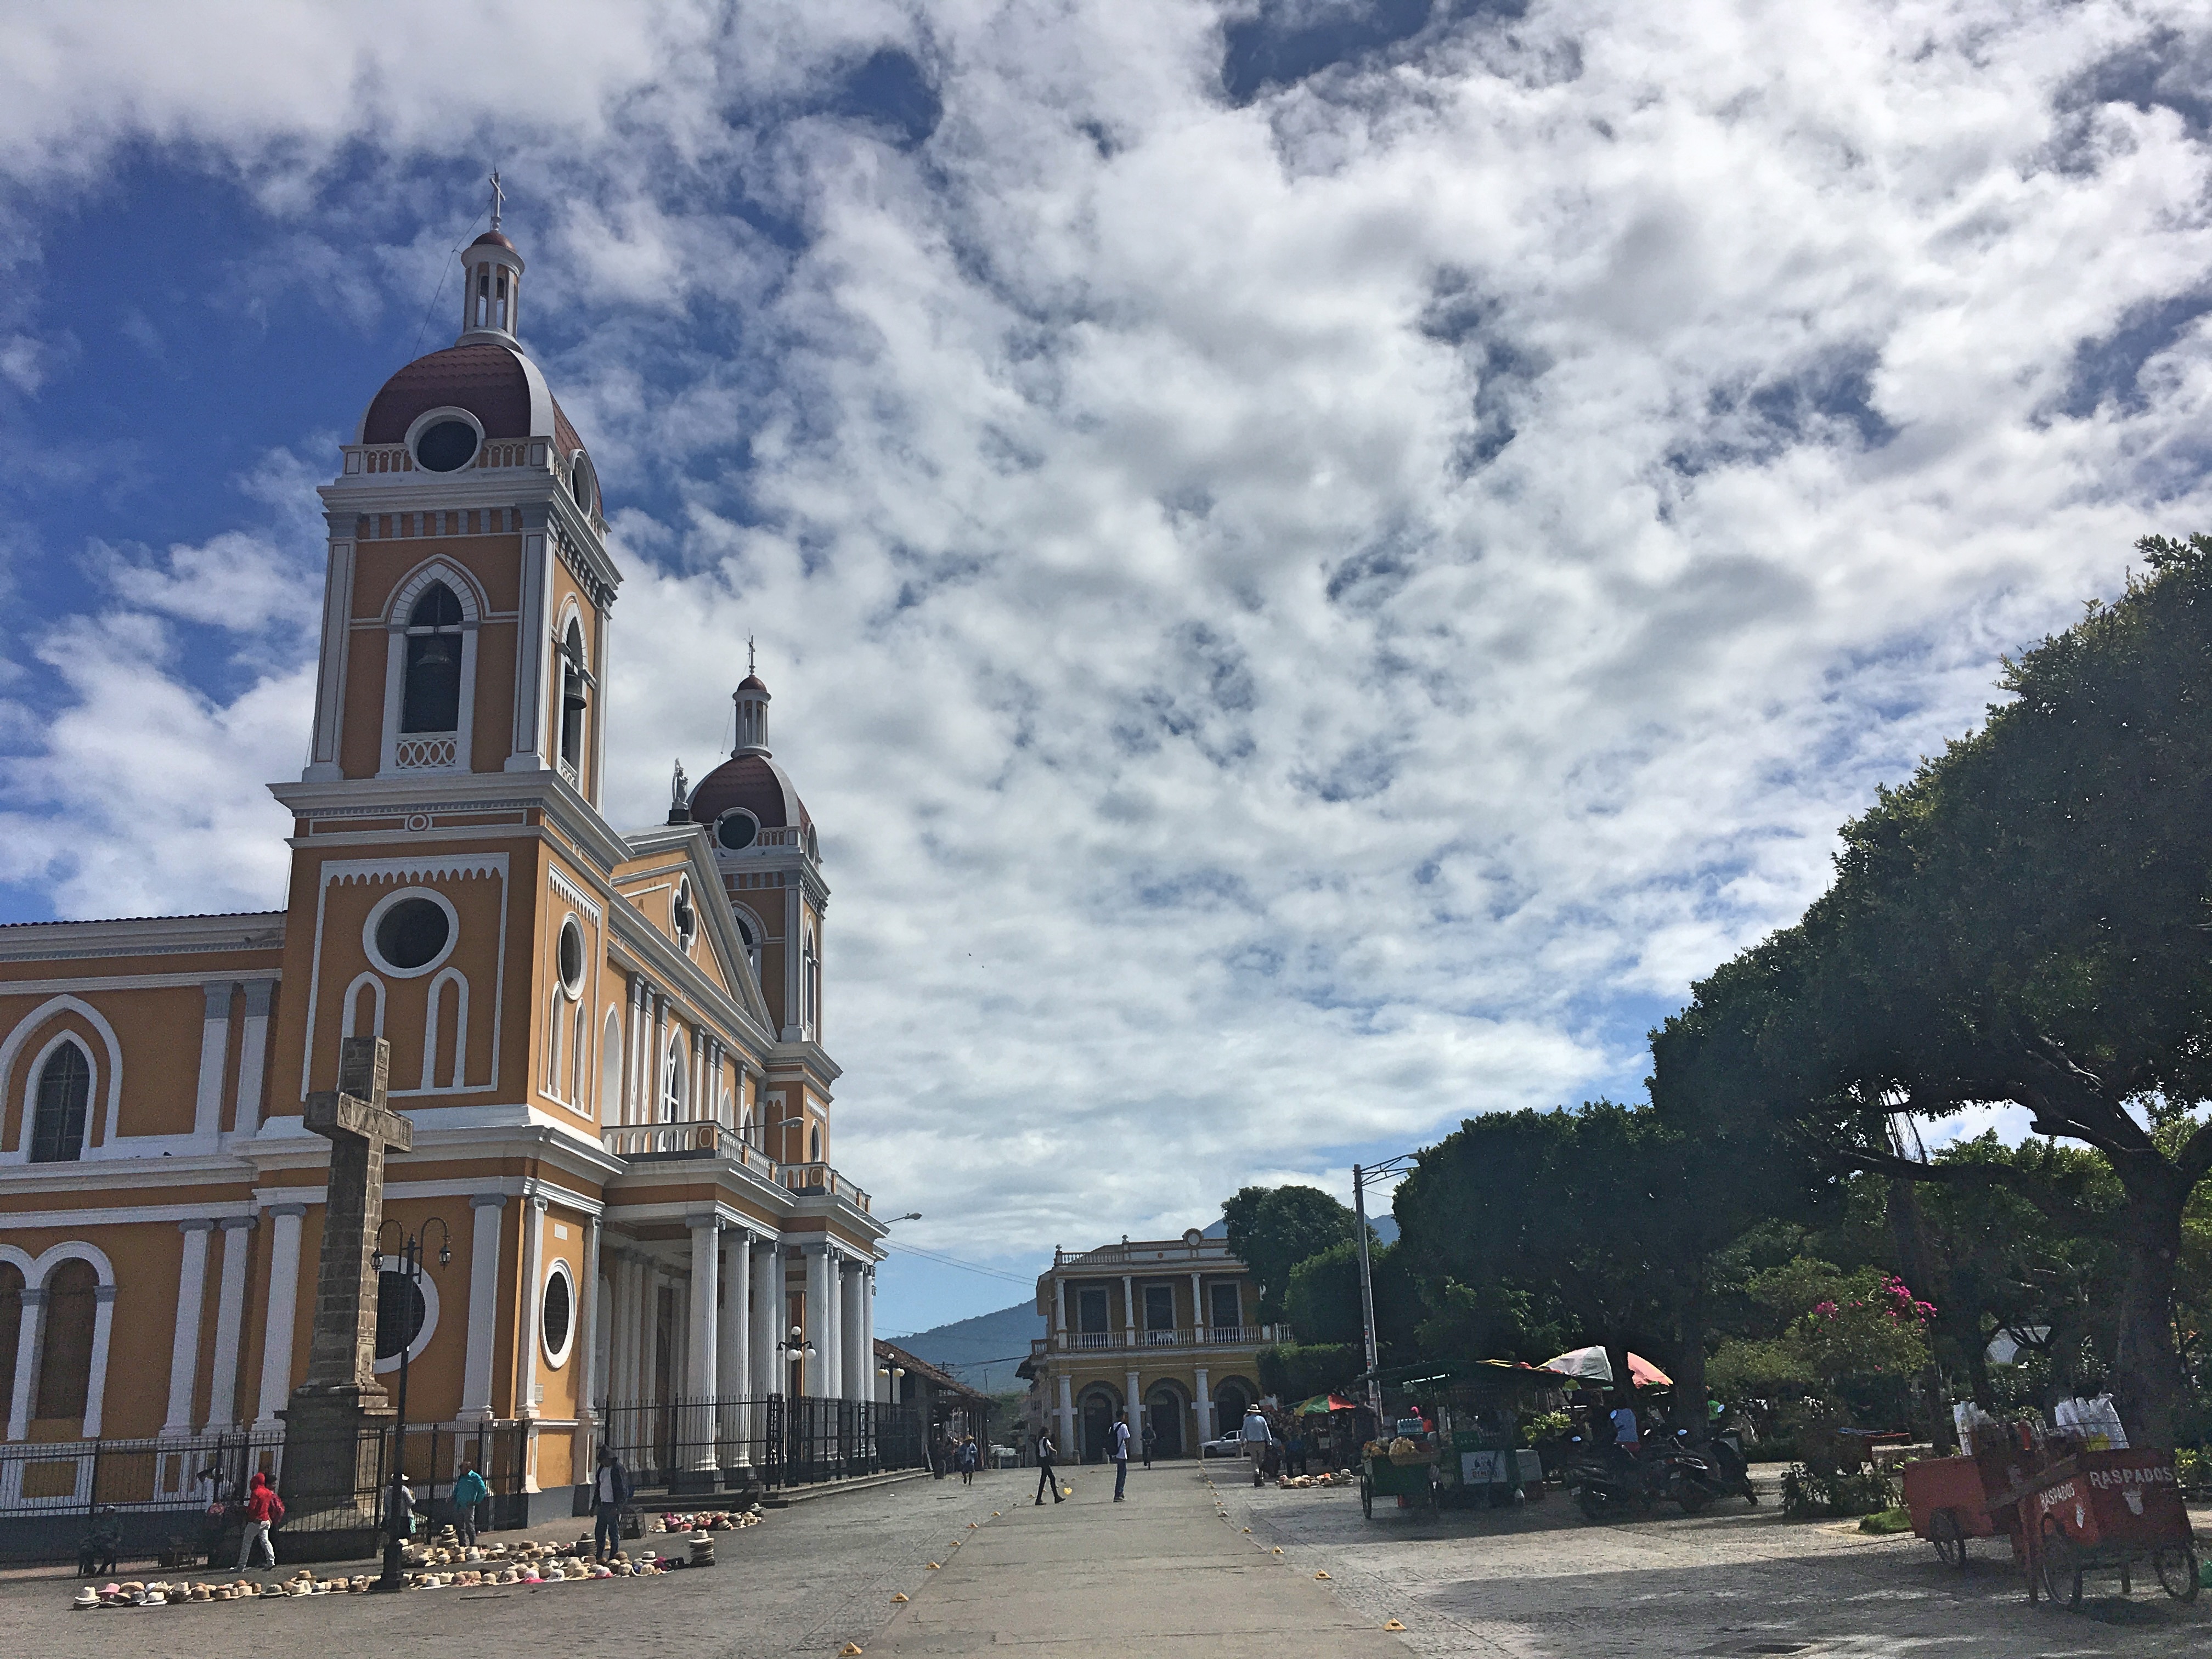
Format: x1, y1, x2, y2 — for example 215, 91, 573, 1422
0, 210, 883, 1517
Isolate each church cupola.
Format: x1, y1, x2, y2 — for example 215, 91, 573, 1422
458, 173, 524, 346
734, 670, 771, 757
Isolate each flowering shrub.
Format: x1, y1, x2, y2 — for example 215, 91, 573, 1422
1709, 1259, 1934, 1398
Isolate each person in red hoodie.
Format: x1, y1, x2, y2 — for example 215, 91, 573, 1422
237, 1470, 284, 1571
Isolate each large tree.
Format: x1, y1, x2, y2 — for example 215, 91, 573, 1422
1654, 535, 2212, 1446
1221, 1184, 1357, 1321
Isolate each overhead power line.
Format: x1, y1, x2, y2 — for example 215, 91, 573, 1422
882, 1240, 1037, 1287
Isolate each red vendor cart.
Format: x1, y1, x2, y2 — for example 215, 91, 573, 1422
1903, 1452, 2025, 1568
2020, 1449, 2198, 1608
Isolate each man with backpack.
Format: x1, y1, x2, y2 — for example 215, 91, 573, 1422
1034, 1428, 1062, 1505
237, 1470, 284, 1570
1109, 1411, 1132, 1501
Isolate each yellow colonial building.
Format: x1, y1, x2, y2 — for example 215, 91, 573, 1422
0, 216, 883, 1521
1027, 1232, 1280, 1462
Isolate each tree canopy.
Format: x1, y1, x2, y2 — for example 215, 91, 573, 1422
1222, 1184, 1358, 1321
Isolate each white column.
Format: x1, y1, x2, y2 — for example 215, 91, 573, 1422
840, 1260, 866, 1401
863, 1267, 877, 1403
751, 1239, 781, 1396
461, 1195, 505, 1420
615, 1251, 643, 1404
162, 1219, 215, 1435
1125, 1369, 1141, 1440
1190, 1272, 1203, 1337
517, 1196, 546, 1417
232, 980, 274, 1137
720, 1230, 750, 1464
1056, 1374, 1075, 1455
206, 1217, 255, 1428
193, 983, 233, 1144
1194, 1367, 1211, 1445
620, 977, 641, 1126
803, 1246, 830, 1398
1121, 1273, 1134, 1346
687, 1215, 720, 1400
505, 515, 552, 770
254, 1204, 306, 1428
651, 996, 669, 1120
574, 1214, 602, 1464
81, 1285, 116, 1438
1054, 1277, 1066, 1341
6, 1290, 43, 1440
823, 1251, 844, 1399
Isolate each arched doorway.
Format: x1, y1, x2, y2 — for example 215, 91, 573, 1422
1211, 1377, 1254, 1442
1144, 1380, 1187, 1459
1076, 1384, 1121, 1464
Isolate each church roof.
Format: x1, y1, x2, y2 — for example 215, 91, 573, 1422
688, 752, 811, 831
358, 342, 584, 456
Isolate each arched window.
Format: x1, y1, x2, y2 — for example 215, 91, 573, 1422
558, 618, 589, 774
36, 1259, 98, 1422
401, 583, 465, 734
803, 927, 819, 1036
661, 1037, 687, 1122
0, 1262, 21, 1420
599, 1011, 622, 1124
30, 1043, 90, 1164
733, 911, 761, 980
809, 1123, 822, 1163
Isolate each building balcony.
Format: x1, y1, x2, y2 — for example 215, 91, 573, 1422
1029, 1325, 1280, 1361
600, 1126, 873, 1214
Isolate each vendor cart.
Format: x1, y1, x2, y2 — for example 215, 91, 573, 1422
1359, 1443, 1440, 1520
2020, 1449, 2197, 1609
1902, 1452, 2024, 1568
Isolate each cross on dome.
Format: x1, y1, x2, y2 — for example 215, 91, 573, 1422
488, 168, 505, 233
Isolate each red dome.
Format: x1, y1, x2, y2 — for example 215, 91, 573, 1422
359, 342, 584, 455
688, 753, 810, 832
470, 229, 518, 254
737, 674, 768, 692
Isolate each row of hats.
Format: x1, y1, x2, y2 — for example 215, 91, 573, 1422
71, 1552, 686, 1608
649, 1509, 764, 1532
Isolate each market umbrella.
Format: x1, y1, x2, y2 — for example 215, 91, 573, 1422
1539, 1345, 1673, 1388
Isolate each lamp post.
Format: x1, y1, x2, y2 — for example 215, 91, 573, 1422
371, 1215, 450, 1594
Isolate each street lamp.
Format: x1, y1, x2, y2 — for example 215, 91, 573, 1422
371, 1214, 450, 1594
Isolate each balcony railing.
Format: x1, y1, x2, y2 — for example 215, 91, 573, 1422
1029, 1325, 1277, 1359
601, 1121, 777, 1179
780, 1161, 873, 1214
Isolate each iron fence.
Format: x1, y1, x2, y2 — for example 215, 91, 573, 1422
0, 1421, 529, 1564
596, 1393, 926, 1491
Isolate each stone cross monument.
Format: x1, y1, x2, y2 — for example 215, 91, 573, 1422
282, 1036, 415, 1513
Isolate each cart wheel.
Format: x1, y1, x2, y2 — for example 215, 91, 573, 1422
2039, 1517, 2081, 1610
1931, 1509, 1967, 1570
2153, 1544, 2199, 1603
1359, 1475, 1373, 1521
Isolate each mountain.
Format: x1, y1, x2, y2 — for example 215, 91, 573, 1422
886, 1300, 1045, 1393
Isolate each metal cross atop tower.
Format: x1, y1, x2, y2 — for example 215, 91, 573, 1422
748, 634, 757, 677
489, 169, 505, 232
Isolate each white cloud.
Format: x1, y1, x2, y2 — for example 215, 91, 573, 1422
3, 0, 2210, 1284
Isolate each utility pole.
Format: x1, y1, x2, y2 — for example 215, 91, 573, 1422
1352, 1153, 1417, 1420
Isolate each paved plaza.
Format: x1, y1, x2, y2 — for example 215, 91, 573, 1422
4, 1460, 2210, 1656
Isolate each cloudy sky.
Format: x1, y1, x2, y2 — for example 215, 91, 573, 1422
2, 1, 2208, 1331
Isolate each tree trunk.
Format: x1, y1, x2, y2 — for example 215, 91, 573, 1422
2109, 1161, 2190, 1450
1672, 1274, 1710, 1435
1604, 1342, 1634, 1409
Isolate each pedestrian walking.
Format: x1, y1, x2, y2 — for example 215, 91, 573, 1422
450, 1458, 490, 1547
957, 1435, 979, 1486
1034, 1428, 1062, 1504
236, 1470, 283, 1571
592, 1445, 633, 1561
1240, 1405, 1273, 1487
1110, 1412, 1132, 1501
1141, 1420, 1157, 1470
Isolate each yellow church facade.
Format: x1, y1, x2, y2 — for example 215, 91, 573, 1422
0, 219, 884, 1520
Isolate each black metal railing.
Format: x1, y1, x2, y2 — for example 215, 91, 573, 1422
0, 1421, 527, 1564
596, 1393, 926, 1491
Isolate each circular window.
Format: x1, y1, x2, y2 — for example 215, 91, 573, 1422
371, 1255, 440, 1374
715, 808, 759, 851
558, 916, 584, 996
541, 1260, 575, 1368
414, 419, 481, 473
366, 892, 454, 978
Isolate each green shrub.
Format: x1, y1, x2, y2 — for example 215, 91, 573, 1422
1780, 1463, 1897, 1520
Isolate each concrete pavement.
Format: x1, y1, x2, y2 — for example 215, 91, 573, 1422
876, 1460, 1410, 1657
